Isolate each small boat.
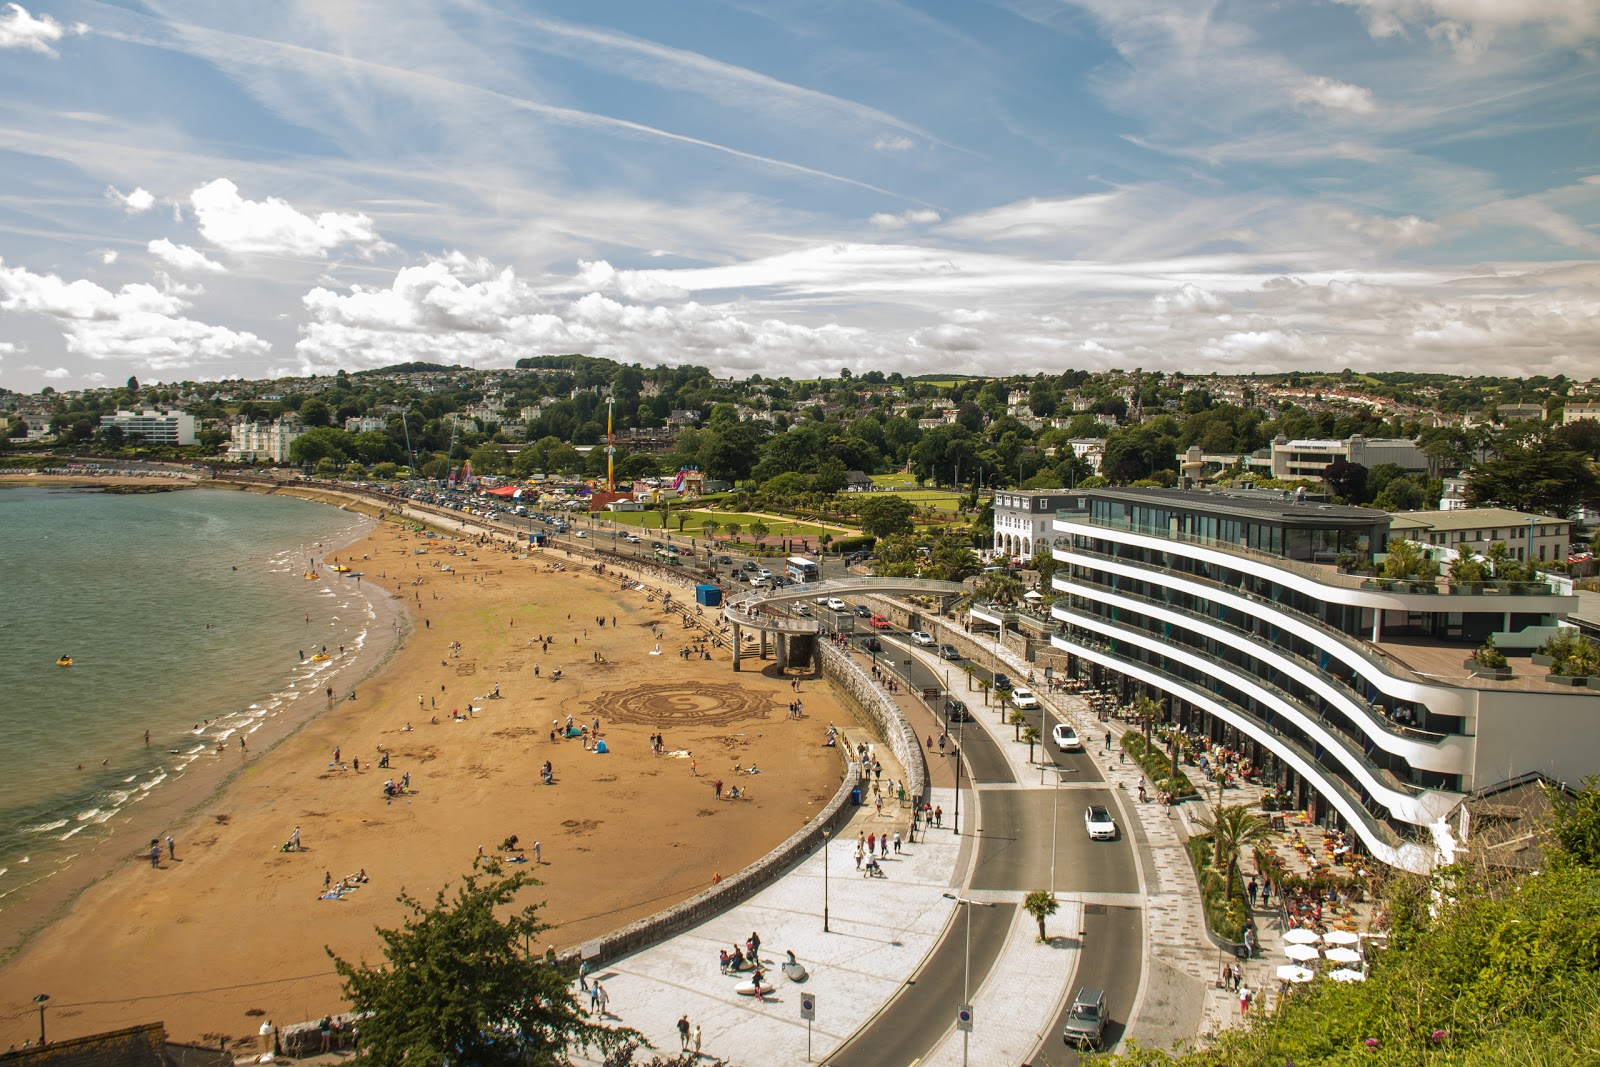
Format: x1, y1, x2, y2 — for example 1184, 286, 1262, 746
311, 653, 331, 662
332, 565, 351, 573
56, 656, 73, 667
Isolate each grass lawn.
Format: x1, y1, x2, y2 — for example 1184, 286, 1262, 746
591, 508, 848, 542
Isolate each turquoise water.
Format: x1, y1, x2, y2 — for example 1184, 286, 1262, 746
0, 486, 378, 902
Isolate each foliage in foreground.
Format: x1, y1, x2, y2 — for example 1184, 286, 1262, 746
329, 859, 640, 1067
1102, 780, 1600, 1066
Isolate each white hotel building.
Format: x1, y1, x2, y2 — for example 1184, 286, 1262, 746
1044, 488, 1595, 874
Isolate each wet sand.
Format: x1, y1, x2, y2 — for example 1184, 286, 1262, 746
0, 510, 852, 1046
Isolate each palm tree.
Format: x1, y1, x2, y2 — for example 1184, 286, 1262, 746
1023, 890, 1059, 943
976, 571, 1024, 606
1009, 708, 1027, 741
1022, 723, 1041, 764
1196, 804, 1271, 901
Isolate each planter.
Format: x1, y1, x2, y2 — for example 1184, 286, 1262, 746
1545, 674, 1593, 687
1463, 658, 1513, 680
1532, 653, 1554, 668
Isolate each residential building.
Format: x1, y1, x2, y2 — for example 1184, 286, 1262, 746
1563, 399, 1600, 426
1495, 402, 1546, 423
1069, 438, 1106, 474
227, 415, 305, 463
97, 409, 197, 446
1041, 487, 1591, 874
992, 489, 1087, 558
344, 416, 387, 434
1267, 434, 1428, 481
1439, 477, 1468, 511
21, 414, 53, 440
1389, 508, 1571, 564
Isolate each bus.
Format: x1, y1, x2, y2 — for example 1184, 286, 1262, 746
786, 556, 820, 584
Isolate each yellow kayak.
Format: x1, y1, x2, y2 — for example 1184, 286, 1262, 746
56, 657, 73, 667
332, 565, 351, 573
311, 653, 331, 662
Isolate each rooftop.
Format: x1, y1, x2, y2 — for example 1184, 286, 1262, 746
1389, 507, 1567, 534
1074, 486, 1387, 525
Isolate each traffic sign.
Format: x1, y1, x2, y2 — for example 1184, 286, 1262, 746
956, 1003, 974, 1032
800, 993, 816, 1021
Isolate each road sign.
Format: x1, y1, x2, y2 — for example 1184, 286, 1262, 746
956, 1003, 974, 1032
800, 993, 816, 1021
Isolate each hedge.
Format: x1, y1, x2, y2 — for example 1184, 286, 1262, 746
1120, 731, 1195, 796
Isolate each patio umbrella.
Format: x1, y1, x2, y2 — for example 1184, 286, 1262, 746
1323, 930, 1360, 945
1284, 928, 1322, 945
1284, 943, 1322, 962
1325, 946, 1362, 964
1024, 589, 1044, 600
1276, 964, 1315, 983
1326, 968, 1366, 983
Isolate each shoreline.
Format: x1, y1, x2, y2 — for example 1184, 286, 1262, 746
0, 482, 858, 1046
0, 484, 401, 964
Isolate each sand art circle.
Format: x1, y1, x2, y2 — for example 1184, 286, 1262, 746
590, 683, 778, 727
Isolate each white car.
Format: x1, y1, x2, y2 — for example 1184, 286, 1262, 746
625, 534, 641, 544
910, 630, 935, 646
1052, 723, 1082, 751
1010, 687, 1040, 709
1085, 804, 1118, 841
824, 597, 847, 612
749, 575, 770, 587
575, 530, 587, 538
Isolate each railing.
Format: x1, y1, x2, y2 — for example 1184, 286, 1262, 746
1053, 604, 1427, 800
1055, 580, 1453, 743
1056, 511, 1561, 598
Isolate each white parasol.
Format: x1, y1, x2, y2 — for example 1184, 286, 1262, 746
1276, 964, 1315, 983
1284, 928, 1322, 945
1325, 968, 1366, 982
1324, 946, 1362, 964
1323, 929, 1360, 945
1283, 943, 1322, 962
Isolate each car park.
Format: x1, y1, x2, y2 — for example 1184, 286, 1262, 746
939, 644, 963, 660
1010, 687, 1040, 709
944, 697, 972, 723
992, 673, 1013, 692
1052, 723, 1083, 751
1062, 988, 1108, 1049
1084, 805, 1117, 841
910, 630, 934, 646
869, 615, 891, 629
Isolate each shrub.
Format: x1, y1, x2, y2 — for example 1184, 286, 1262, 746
1186, 836, 1250, 942
831, 535, 877, 555
1472, 636, 1508, 670
1122, 732, 1195, 796
1539, 629, 1600, 677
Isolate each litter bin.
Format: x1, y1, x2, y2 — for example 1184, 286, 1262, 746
851, 788, 862, 806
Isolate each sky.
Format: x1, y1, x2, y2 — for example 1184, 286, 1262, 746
0, 0, 1597, 392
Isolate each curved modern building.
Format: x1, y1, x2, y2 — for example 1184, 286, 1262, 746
1048, 488, 1593, 873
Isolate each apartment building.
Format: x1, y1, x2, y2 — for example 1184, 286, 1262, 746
1389, 508, 1571, 564
98, 409, 197, 446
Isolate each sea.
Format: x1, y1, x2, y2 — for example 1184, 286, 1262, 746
0, 484, 381, 907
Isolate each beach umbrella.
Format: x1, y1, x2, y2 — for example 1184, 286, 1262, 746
1326, 968, 1366, 983
1276, 964, 1315, 983
1284, 928, 1322, 945
1024, 589, 1044, 600
1284, 943, 1321, 962
1323, 930, 1360, 945
1325, 946, 1362, 964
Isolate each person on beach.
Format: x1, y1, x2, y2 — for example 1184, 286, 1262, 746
149, 839, 160, 868
166, 835, 175, 860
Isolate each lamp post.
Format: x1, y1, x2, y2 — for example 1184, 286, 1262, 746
33, 993, 48, 1046
952, 741, 961, 833
943, 889, 994, 1067
821, 828, 831, 933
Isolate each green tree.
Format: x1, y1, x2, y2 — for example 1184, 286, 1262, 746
1023, 890, 1059, 942
1548, 774, 1600, 868
748, 520, 770, 545
976, 570, 1023, 605
856, 495, 915, 537
1009, 707, 1027, 741
1468, 436, 1600, 516
1021, 722, 1041, 763
299, 398, 333, 427
702, 519, 720, 543
372, 462, 399, 480
329, 860, 635, 1067
1193, 804, 1270, 903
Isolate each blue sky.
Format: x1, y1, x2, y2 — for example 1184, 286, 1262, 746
0, 0, 1596, 391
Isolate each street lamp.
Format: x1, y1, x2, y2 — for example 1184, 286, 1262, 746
821, 828, 831, 933
943, 888, 995, 1067
33, 993, 48, 1045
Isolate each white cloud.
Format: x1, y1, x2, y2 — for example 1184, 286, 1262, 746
148, 238, 226, 273
943, 193, 1126, 241
1333, 0, 1600, 59
1330, 208, 1443, 247
0, 3, 79, 56
107, 185, 155, 215
1292, 76, 1377, 115
96, 249, 118, 265
909, 324, 983, 351
189, 179, 386, 258
40, 365, 70, 379
874, 134, 915, 151
0, 259, 268, 369
1153, 284, 1227, 314
0, 340, 18, 357
869, 209, 942, 230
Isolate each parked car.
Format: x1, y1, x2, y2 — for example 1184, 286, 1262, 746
992, 673, 1013, 692
1052, 723, 1083, 751
824, 597, 848, 612
945, 697, 972, 723
1084, 804, 1117, 841
1062, 988, 1108, 1049
869, 615, 891, 629
1010, 687, 1040, 709
939, 644, 963, 661
910, 630, 934, 646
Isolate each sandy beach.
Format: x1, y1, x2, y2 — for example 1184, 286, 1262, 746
0, 500, 854, 1047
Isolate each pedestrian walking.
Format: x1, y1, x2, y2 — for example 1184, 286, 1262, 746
677, 1014, 690, 1050
166, 835, 175, 860
589, 981, 600, 1013
149, 839, 160, 867
1247, 878, 1258, 906
594, 982, 609, 1017
934, 805, 943, 827
879, 835, 888, 858
693, 1023, 702, 1055
892, 830, 901, 853
854, 844, 863, 870
578, 959, 590, 992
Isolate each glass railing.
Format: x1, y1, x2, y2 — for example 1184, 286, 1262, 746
1055, 510, 1559, 597
1053, 604, 1426, 800
1052, 628, 1406, 848
1059, 583, 1451, 742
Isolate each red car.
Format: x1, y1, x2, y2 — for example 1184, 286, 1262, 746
869, 615, 891, 629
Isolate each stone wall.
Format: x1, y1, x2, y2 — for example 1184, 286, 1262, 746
820, 642, 929, 809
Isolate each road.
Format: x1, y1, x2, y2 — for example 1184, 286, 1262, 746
824, 622, 1146, 1066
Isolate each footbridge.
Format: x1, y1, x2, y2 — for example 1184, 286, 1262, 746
721, 578, 967, 671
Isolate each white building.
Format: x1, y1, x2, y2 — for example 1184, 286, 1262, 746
227, 416, 305, 463
98, 409, 197, 446
1563, 399, 1600, 425
345, 416, 387, 433
992, 490, 1087, 559
1268, 434, 1428, 481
